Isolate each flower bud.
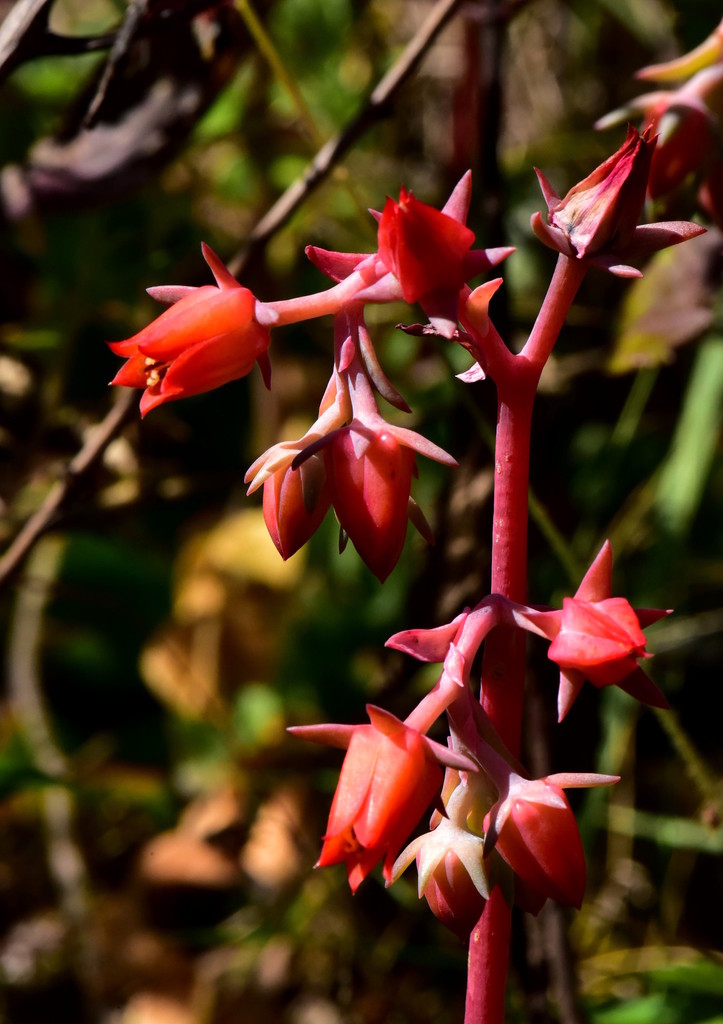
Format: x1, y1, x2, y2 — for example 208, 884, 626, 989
325, 427, 415, 582
263, 455, 331, 560
485, 779, 586, 909
548, 596, 649, 688
541, 126, 655, 259
423, 850, 487, 939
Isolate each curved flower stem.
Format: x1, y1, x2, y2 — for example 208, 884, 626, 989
258, 264, 383, 326
465, 253, 588, 1024
521, 254, 587, 372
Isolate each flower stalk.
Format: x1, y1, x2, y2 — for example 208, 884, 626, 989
107, 120, 703, 1021
462, 251, 589, 1024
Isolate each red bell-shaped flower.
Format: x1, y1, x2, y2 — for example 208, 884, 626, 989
313, 707, 443, 892
548, 596, 650, 688
539, 541, 670, 719
422, 850, 488, 939
110, 244, 271, 416
484, 778, 586, 910
291, 707, 475, 894
325, 426, 415, 582
263, 455, 331, 560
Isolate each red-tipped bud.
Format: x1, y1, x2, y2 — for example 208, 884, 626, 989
262, 455, 331, 559
423, 851, 488, 939
325, 427, 415, 582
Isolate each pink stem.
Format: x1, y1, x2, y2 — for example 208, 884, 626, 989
466, 887, 512, 1024
464, 254, 586, 1024
522, 254, 587, 372
259, 263, 387, 326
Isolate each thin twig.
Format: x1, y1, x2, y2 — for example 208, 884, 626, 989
0, 0, 221, 84
230, 0, 526, 276
7, 535, 101, 1017
0, 388, 136, 591
83, 0, 150, 129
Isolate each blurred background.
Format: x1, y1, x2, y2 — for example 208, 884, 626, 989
0, 1, 721, 1021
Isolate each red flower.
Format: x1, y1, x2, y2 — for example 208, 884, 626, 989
325, 426, 416, 582
262, 455, 331, 560
548, 596, 649, 688
532, 127, 705, 276
306, 174, 513, 338
291, 707, 475, 893
485, 779, 586, 910
422, 851, 488, 939
299, 707, 444, 892
537, 126, 654, 259
646, 100, 716, 199
483, 772, 616, 912
110, 244, 271, 416
391, 777, 489, 938
535, 541, 670, 720
377, 187, 475, 304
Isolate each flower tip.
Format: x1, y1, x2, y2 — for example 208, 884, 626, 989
534, 166, 560, 209
257, 350, 272, 390
201, 241, 239, 290
146, 284, 196, 305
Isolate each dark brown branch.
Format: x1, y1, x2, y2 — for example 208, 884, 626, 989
0, 0, 224, 84
0, 388, 137, 591
83, 0, 151, 129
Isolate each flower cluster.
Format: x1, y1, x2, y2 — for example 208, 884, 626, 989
281, 538, 666, 933
112, 174, 511, 580
108, 117, 697, 948
375, 541, 663, 929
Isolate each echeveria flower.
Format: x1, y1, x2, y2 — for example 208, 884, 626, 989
291, 706, 474, 892
110, 244, 271, 415
532, 126, 705, 276
324, 426, 415, 582
527, 541, 670, 720
262, 454, 331, 560
483, 772, 618, 911
376, 187, 476, 304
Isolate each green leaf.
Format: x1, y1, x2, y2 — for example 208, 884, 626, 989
655, 336, 723, 535
591, 993, 678, 1024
